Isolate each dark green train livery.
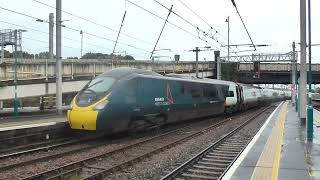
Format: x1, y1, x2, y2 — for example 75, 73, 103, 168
68, 67, 291, 132
68, 68, 232, 132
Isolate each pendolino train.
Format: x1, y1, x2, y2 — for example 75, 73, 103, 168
67, 68, 290, 132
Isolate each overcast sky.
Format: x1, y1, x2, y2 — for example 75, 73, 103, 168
1, 0, 319, 63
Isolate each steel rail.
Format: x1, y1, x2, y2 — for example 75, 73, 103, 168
22, 114, 240, 180
161, 105, 274, 180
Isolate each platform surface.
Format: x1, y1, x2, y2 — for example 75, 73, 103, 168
223, 101, 320, 180
0, 114, 67, 131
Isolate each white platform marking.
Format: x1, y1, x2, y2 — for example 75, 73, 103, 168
0, 122, 57, 132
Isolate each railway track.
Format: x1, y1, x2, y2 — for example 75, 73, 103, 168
160, 105, 274, 180
0, 122, 71, 154
0, 113, 229, 178
19, 106, 270, 180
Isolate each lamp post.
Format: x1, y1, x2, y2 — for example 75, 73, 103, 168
307, 0, 313, 142
13, 29, 26, 117
226, 16, 230, 62
13, 30, 19, 117
80, 30, 83, 58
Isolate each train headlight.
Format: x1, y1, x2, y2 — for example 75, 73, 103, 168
93, 100, 109, 111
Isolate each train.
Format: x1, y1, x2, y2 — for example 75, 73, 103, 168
67, 67, 291, 132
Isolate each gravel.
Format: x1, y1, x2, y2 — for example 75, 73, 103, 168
0, 105, 276, 179
105, 106, 276, 179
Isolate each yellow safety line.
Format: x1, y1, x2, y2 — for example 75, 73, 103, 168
250, 101, 288, 180
271, 102, 288, 180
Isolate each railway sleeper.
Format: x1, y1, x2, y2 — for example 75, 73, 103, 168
215, 147, 241, 152
225, 139, 248, 143
205, 155, 235, 160
193, 165, 225, 171
219, 143, 246, 147
198, 161, 229, 168
208, 152, 236, 157
202, 158, 232, 164
187, 168, 222, 176
214, 148, 239, 155
181, 173, 218, 180
217, 146, 244, 150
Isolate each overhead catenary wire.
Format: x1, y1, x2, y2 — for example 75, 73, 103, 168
0, 6, 151, 54
24, 36, 140, 57
126, 0, 226, 53
0, 20, 113, 52
174, 0, 240, 55
230, 0, 256, 51
152, 0, 240, 56
23, 36, 88, 51
31, 0, 154, 46
113, 10, 127, 54
150, 5, 173, 59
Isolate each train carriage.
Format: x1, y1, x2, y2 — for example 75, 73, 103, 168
68, 68, 231, 132
68, 67, 291, 133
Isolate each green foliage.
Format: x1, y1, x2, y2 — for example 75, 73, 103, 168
81, 52, 135, 60
221, 62, 238, 81
3, 50, 13, 58
3, 50, 134, 60
67, 56, 79, 59
2, 50, 56, 59
0, 82, 5, 88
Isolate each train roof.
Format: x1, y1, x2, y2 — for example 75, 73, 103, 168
100, 67, 162, 79
165, 73, 197, 80
203, 78, 237, 86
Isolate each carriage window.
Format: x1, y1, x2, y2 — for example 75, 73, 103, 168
209, 88, 218, 99
124, 80, 137, 104
191, 85, 202, 98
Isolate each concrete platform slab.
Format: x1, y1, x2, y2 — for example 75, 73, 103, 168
0, 114, 67, 131
223, 101, 320, 180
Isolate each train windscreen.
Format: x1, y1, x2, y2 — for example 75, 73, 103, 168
76, 77, 115, 107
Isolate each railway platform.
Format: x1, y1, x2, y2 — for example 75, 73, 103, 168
0, 106, 69, 117
0, 112, 67, 133
0, 114, 67, 132
223, 101, 320, 180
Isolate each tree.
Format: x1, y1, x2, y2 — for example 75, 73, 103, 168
67, 57, 79, 59
3, 50, 12, 58
124, 55, 134, 60
221, 62, 238, 81
81, 52, 135, 60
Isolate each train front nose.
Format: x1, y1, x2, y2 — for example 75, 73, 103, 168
68, 108, 98, 130
67, 97, 109, 131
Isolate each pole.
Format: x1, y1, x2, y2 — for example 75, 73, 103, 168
46, 13, 54, 95
150, 5, 173, 59
80, 30, 83, 58
113, 11, 126, 54
292, 42, 296, 105
217, 52, 221, 80
295, 44, 299, 112
307, 0, 313, 141
56, 0, 62, 115
13, 30, 19, 117
299, 0, 307, 126
1, 45, 3, 62
195, 47, 199, 78
227, 16, 230, 62
49, 14, 54, 60
1, 31, 4, 64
